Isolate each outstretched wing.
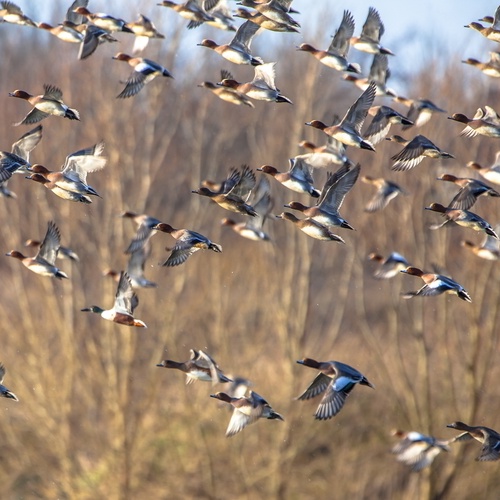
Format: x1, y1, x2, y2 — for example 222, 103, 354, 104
37, 221, 61, 265
114, 272, 139, 314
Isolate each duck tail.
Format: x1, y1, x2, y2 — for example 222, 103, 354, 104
360, 140, 376, 152
268, 410, 284, 421
245, 204, 258, 217
65, 108, 80, 121
209, 242, 223, 253
276, 94, 293, 105
362, 377, 375, 389
380, 47, 395, 56
347, 63, 361, 74
86, 186, 101, 197
2, 389, 19, 401
486, 228, 499, 240
341, 221, 355, 230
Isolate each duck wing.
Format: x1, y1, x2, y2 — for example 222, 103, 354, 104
328, 10, 355, 57
230, 19, 260, 52
11, 125, 43, 161
14, 108, 49, 127
340, 81, 376, 134
252, 62, 277, 90
296, 372, 331, 400
361, 7, 384, 41
228, 165, 256, 200
318, 163, 360, 212
37, 221, 61, 265
62, 141, 106, 183
114, 272, 139, 314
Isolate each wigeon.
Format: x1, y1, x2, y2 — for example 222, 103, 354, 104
425, 203, 498, 239
153, 223, 223, 266
158, 0, 214, 25
363, 106, 413, 145
463, 52, 500, 78
361, 176, 406, 212
394, 97, 446, 130
285, 163, 360, 229
400, 267, 471, 302
78, 24, 118, 60
350, 7, 394, 55
199, 69, 255, 107
157, 349, 232, 385
9, 84, 80, 125
218, 62, 292, 103
25, 173, 92, 203
210, 390, 284, 437
193, 165, 258, 216
368, 251, 409, 279
234, 7, 298, 32
437, 174, 500, 210
25, 238, 79, 262
387, 135, 454, 171
221, 175, 272, 241
198, 20, 263, 65
448, 106, 500, 138
238, 0, 300, 28
306, 82, 376, 150
461, 225, 500, 261
447, 422, 500, 461
0, 1, 35, 26
37, 22, 84, 43
258, 158, 320, 197
391, 430, 454, 472
296, 358, 374, 419
73, 6, 133, 33
476, 5, 500, 27
297, 10, 359, 73
6, 221, 69, 279
343, 54, 396, 97
466, 21, 500, 43
196, 0, 236, 31
113, 53, 173, 98
126, 14, 165, 53
466, 152, 500, 185
276, 212, 345, 243
26, 140, 106, 198
297, 119, 350, 167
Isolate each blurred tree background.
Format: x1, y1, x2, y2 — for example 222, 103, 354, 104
1, 1, 500, 499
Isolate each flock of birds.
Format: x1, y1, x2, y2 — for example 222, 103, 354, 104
1, 0, 500, 474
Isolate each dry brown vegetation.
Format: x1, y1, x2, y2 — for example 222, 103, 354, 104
1, 2, 500, 499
